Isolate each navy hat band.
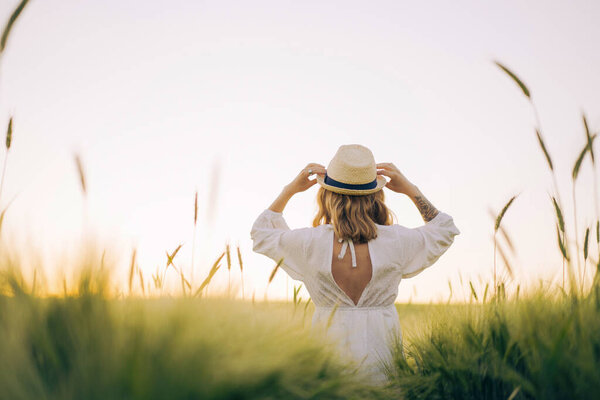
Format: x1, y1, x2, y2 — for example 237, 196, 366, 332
324, 174, 378, 190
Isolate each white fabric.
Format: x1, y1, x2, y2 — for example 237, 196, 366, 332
250, 208, 460, 383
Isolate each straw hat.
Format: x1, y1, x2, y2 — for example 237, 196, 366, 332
316, 144, 387, 196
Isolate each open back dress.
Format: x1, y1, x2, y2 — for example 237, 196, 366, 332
250, 209, 460, 383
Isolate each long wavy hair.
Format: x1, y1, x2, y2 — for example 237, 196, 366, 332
312, 186, 395, 243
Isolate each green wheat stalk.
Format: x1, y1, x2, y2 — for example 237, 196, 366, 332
194, 251, 225, 298
226, 242, 231, 296
572, 132, 596, 288
582, 227, 590, 291
0, 0, 29, 56
237, 244, 244, 300
495, 61, 570, 289
265, 258, 284, 302
128, 248, 137, 295
191, 190, 198, 285
494, 194, 518, 297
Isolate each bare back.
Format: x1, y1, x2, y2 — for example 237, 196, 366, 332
331, 234, 373, 306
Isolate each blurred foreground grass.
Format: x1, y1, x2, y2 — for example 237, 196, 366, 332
0, 247, 447, 399
4, 256, 600, 400
0, 275, 400, 399
393, 286, 600, 400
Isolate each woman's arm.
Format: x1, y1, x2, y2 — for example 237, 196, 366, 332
378, 162, 459, 278
253, 163, 327, 282
268, 163, 327, 213
406, 186, 440, 222
268, 187, 294, 213
376, 162, 440, 222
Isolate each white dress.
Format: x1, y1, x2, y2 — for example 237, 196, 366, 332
250, 209, 460, 383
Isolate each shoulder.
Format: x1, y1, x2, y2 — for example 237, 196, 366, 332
376, 222, 411, 238
304, 224, 332, 240
280, 222, 329, 242
388, 212, 458, 234
294, 224, 332, 250
371, 224, 413, 249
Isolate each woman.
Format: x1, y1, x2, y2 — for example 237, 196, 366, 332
250, 144, 460, 383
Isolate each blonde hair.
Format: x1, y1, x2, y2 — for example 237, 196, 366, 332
312, 187, 395, 243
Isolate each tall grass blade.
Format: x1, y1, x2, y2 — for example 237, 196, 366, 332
552, 196, 565, 233
191, 190, 198, 284
179, 267, 191, 296
494, 61, 530, 98
556, 224, 569, 261
225, 243, 231, 295
138, 269, 145, 295
237, 244, 244, 299
495, 195, 518, 231
0, 118, 14, 203
0, 207, 7, 236
483, 283, 489, 303
129, 248, 137, 294
303, 297, 312, 314
293, 284, 302, 306
584, 227, 590, 261
226, 243, 231, 271
583, 227, 590, 290
497, 242, 514, 279
166, 244, 183, 267
194, 252, 225, 297
573, 134, 596, 180
100, 249, 106, 270
196, 264, 220, 296
183, 273, 191, 289
5, 117, 12, 150
268, 258, 284, 284
31, 268, 36, 295
469, 281, 478, 301
74, 153, 87, 195
193, 190, 198, 225
583, 114, 595, 164
507, 386, 521, 400
237, 245, 243, 272
498, 224, 516, 253
536, 129, 554, 171
0, 0, 30, 54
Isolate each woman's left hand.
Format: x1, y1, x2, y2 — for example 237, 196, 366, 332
285, 163, 326, 194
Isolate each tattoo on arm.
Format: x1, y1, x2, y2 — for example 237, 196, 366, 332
413, 195, 439, 222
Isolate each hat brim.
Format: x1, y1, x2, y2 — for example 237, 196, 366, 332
316, 175, 387, 196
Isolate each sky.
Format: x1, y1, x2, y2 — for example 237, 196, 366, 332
0, 0, 599, 302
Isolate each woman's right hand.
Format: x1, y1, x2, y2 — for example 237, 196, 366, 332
376, 163, 418, 196
285, 163, 326, 194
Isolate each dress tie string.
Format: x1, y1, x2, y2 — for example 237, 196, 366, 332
337, 238, 357, 268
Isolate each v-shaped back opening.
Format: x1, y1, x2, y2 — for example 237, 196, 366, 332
329, 230, 374, 306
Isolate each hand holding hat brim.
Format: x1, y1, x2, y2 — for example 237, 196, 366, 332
376, 162, 416, 195
287, 163, 326, 194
